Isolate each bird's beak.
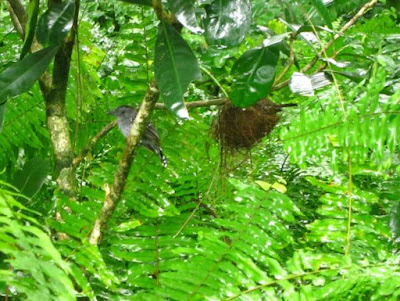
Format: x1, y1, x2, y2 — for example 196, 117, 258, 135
107, 109, 116, 116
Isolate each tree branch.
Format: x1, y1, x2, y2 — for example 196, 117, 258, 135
72, 120, 117, 168
6, 0, 27, 39
89, 82, 160, 245
272, 0, 379, 91
41, 0, 80, 192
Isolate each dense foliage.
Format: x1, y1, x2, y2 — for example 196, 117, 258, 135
1, 0, 400, 300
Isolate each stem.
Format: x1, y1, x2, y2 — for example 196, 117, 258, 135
345, 146, 353, 255
272, 0, 379, 91
200, 66, 229, 98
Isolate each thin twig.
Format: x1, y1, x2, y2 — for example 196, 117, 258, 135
72, 120, 117, 168
273, 33, 295, 85
191, 199, 218, 218
272, 0, 379, 91
174, 159, 221, 237
200, 66, 229, 98
154, 98, 227, 110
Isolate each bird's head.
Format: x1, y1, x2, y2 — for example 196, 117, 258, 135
108, 105, 136, 119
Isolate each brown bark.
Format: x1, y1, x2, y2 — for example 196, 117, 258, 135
41, 0, 80, 194
6, 0, 27, 39
7, 0, 80, 196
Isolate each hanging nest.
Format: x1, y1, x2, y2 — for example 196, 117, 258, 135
212, 98, 296, 150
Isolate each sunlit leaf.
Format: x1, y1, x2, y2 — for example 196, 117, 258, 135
230, 47, 278, 108
0, 45, 59, 101
255, 180, 272, 191
154, 20, 201, 119
204, 0, 251, 47
112, 219, 142, 232
37, 1, 76, 46
168, 0, 203, 34
271, 182, 287, 193
0, 188, 75, 299
20, 0, 40, 59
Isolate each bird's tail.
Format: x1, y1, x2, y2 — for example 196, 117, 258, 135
157, 148, 168, 168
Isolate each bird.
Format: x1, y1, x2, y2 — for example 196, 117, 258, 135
108, 105, 167, 167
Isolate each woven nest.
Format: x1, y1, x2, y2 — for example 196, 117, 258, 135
212, 99, 295, 150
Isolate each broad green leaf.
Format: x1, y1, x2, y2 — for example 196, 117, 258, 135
389, 201, 400, 243
310, 0, 332, 29
0, 102, 5, 133
154, 20, 201, 119
263, 33, 300, 69
263, 33, 290, 56
119, 0, 152, 5
229, 47, 278, 108
37, 1, 76, 46
263, 33, 290, 48
12, 158, 51, 198
204, 0, 251, 47
20, 0, 40, 59
0, 45, 60, 101
168, 0, 203, 34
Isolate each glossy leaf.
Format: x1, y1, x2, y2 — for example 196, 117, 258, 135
229, 47, 279, 108
263, 33, 300, 69
20, 0, 40, 59
154, 20, 201, 119
168, 0, 203, 34
12, 158, 51, 198
204, 0, 251, 47
263, 33, 290, 48
0, 45, 60, 101
310, 0, 332, 29
37, 1, 76, 46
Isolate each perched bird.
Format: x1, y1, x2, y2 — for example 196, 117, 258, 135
108, 105, 167, 167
